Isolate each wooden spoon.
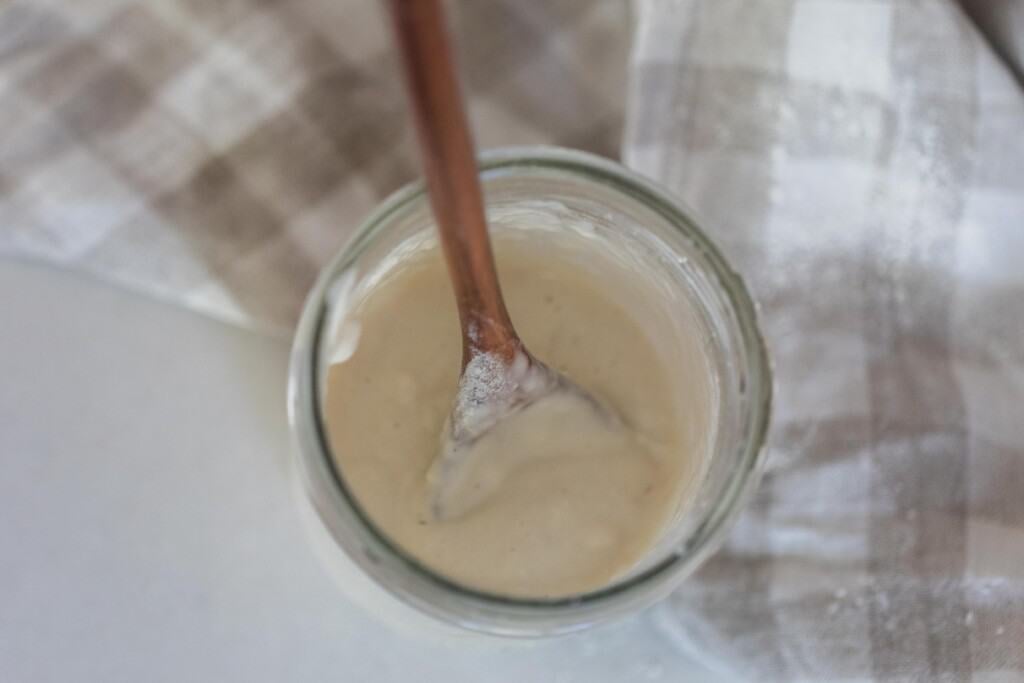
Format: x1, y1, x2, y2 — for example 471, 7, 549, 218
387, 0, 615, 519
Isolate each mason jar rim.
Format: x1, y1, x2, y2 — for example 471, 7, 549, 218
288, 146, 772, 635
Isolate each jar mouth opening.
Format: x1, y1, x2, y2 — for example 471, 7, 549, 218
290, 146, 772, 630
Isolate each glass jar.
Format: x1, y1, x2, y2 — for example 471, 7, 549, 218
288, 147, 771, 637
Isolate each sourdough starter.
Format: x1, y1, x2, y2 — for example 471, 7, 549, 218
323, 231, 713, 598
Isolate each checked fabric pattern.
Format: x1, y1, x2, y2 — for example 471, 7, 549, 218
626, 1, 1024, 680
0, 0, 627, 333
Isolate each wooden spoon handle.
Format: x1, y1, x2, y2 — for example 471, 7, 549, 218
387, 0, 519, 360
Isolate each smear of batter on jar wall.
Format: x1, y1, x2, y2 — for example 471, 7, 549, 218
323, 225, 715, 598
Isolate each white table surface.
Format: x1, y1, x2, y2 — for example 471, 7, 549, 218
0, 259, 719, 682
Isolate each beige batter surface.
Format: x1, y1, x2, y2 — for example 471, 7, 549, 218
324, 232, 712, 598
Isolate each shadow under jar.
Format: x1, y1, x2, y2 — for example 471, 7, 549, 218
288, 147, 772, 637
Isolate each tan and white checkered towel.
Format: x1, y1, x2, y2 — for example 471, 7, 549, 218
627, 0, 1024, 680
0, 0, 627, 333
2, 0, 1022, 680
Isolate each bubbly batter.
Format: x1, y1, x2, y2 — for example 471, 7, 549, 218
323, 231, 712, 598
